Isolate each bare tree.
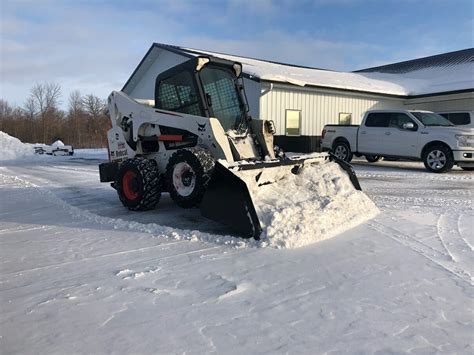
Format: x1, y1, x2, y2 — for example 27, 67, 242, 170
68, 90, 84, 146
82, 94, 106, 119
23, 96, 36, 119
0, 99, 13, 132
82, 94, 108, 147
0, 99, 13, 120
2, 87, 110, 148
28, 82, 62, 143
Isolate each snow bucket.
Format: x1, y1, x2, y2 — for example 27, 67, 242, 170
200, 154, 361, 240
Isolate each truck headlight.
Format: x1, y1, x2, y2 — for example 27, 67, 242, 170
455, 135, 474, 148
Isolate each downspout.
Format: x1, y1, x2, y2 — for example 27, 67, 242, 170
260, 82, 273, 96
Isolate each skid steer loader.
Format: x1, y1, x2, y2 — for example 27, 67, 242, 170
99, 56, 361, 239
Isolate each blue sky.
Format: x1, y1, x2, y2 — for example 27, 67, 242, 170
1, 0, 473, 109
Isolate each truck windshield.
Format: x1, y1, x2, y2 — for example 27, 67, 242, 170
410, 112, 454, 126
200, 67, 247, 132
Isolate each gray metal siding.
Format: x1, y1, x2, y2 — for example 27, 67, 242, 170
259, 84, 405, 136
404, 92, 474, 111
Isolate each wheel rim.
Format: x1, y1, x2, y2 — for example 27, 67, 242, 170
427, 150, 446, 170
172, 162, 196, 197
122, 170, 139, 200
334, 145, 347, 160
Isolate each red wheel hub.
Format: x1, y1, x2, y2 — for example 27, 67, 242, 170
122, 170, 139, 200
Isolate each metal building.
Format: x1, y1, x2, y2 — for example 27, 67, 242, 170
123, 44, 474, 152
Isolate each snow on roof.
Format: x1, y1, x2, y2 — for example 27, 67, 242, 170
125, 43, 473, 97
179, 46, 473, 97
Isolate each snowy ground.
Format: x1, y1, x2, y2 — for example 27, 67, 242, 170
0, 152, 473, 354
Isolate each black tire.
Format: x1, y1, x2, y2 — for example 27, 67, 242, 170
365, 155, 380, 163
332, 141, 353, 163
116, 157, 161, 210
461, 167, 474, 171
422, 145, 454, 173
166, 148, 214, 208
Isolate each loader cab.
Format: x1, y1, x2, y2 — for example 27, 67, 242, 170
155, 56, 249, 133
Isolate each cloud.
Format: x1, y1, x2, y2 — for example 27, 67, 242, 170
180, 30, 382, 71
0, 1, 189, 107
1, 0, 471, 109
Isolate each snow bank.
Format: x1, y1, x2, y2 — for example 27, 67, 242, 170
251, 161, 379, 248
0, 131, 34, 161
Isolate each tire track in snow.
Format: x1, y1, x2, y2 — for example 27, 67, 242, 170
0, 225, 52, 236
1, 243, 220, 277
436, 213, 473, 280
369, 221, 473, 286
357, 171, 474, 182
435, 215, 456, 262
0, 171, 253, 249
457, 214, 474, 252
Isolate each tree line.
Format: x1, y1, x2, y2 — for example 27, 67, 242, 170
0, 82, 111, 148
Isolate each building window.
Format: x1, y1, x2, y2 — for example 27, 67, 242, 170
286, 110, 301, 136
339, 113, 352, 125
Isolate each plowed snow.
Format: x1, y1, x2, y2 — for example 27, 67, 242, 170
0, 131, 34, 160
252, 162, 379, 248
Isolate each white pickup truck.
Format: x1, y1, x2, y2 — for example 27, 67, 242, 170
321, 110, 474, 173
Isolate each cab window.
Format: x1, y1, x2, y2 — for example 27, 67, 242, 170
440, 112, 471, 125
156, 71, 202, 116
389, 113, 417, 130
365, 113, 391, 127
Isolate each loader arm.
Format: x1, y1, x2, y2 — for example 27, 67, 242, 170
106, 91, 234, 164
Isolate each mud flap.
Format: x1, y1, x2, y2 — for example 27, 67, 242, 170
200, 161, 262, 239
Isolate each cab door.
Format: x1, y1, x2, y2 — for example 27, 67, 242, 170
358, 112, 392, 155
383, 113, 419, 157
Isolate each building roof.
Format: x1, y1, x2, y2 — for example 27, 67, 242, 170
355, 48, 474, 74
123, 43, 474, 98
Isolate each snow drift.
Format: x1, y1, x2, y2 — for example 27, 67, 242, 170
251, 161, 379, 248
0, 131, 34, 161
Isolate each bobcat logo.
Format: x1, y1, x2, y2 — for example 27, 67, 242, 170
197, 123, 206, 132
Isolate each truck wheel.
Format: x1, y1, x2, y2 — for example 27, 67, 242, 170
116, 158, 161, 210
166, 148, 214, 208
423, 145, 454, 173
365, 155, 380, 163
332, 141, 353, 163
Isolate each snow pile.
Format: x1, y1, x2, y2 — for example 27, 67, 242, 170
251, 161, 379, 248
0, 131, 35, 161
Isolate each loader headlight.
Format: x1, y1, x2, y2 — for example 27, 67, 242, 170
455, 135, 474, 148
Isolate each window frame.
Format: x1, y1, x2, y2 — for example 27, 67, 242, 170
285, 109, 301, 136
338, 112, 352, 125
